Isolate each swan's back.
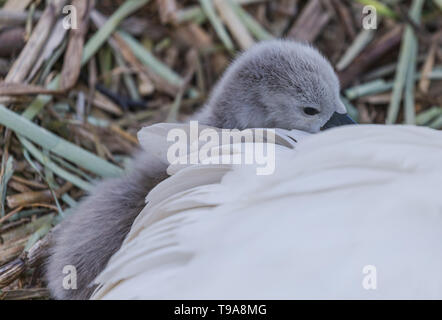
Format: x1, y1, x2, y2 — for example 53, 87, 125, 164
92, 125, 442, 299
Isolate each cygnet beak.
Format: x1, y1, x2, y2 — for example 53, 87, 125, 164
321, 112, 356, 130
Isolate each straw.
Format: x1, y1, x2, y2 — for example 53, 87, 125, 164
23, 0, 152, 121
82, 0, 151, 66
18, 137, 94, 191
228, 0, 273, 41
386, 0, 424, 124
118, 31, 185, 88
199, 0, 235, 52
0, 104, 123, 178
0, 156, 14, 217
337, 29, 375, 71
416, 107, 442, 126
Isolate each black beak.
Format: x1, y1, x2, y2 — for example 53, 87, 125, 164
321, 112, 356, 130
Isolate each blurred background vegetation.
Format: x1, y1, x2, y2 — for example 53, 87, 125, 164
0, 0, 441, 299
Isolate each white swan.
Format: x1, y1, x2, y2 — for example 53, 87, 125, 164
45, 39, 355, 300
91, 123, 442, 300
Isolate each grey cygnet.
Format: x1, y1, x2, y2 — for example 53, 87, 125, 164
45, 39, 353, 300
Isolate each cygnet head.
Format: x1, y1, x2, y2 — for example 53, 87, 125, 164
195, 39, 354, 133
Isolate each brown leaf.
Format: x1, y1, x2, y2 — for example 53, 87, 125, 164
6, 0, 68, 83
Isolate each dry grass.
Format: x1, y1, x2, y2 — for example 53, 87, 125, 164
0, 0, 441, 300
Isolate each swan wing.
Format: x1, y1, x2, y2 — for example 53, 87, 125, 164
93, 125, 442, 299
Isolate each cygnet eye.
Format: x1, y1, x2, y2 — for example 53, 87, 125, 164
303, 107, 320, 116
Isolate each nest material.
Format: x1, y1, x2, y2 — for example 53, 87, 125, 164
0, 0, 441, 300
